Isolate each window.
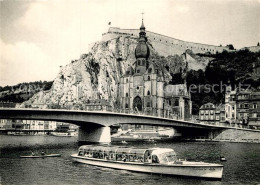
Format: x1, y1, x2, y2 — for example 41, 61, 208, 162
201, 110, 204, 114
147, 102, 151, 107
126, 93, 128, 97
200, 115, 204, 120
148, 68, 152, 73
205, 115, 209, 120
147, 90, 150, 96
175, 99, 179, 106
216, 115, 220, 120
147, 76, 150, 80
125, 103, 129, 108
210, 115, 214, 120
137, 70, 140, 73
253, 104, 257, 109
252, 113, 257, 118
205, 110, 209, 114
136, 86, 139, 90
142, 59, 145, 65
210, 110, 214, 114
138, 60, 141, 65
126, 79, 128, 83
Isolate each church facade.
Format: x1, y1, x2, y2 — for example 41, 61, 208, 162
119, 20, 192, 120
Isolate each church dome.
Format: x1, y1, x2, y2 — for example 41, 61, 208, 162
135, 41, 150, 59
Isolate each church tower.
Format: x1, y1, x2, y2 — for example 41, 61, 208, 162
134, 18, 150, 75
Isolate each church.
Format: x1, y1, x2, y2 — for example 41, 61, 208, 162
119, 19, 192, 120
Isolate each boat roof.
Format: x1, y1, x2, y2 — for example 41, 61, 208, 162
151, 148, 175, 156
79, 145, 174, 156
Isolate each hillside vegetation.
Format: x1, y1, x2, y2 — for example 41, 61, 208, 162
186, 49, 260, 114
0, 81, 53, 103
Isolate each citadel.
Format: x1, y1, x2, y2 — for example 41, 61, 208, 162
101, 25, 231, 56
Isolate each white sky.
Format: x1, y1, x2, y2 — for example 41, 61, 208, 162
0, 0, 259, 86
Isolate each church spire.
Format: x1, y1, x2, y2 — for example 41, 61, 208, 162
140, 12, 145, 30
139, 12, 146, 41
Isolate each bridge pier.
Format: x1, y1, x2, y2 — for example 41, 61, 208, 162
78, 126, 111, 143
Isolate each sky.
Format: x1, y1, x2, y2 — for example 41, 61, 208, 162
0, 0, 259, 86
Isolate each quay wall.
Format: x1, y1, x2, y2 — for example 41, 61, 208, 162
101, 27, 231, 56
214, 128, 260, 142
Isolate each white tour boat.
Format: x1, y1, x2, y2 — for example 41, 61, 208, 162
71, 145, 224, 179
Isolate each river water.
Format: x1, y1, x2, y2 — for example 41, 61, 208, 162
0, 135, 259, 185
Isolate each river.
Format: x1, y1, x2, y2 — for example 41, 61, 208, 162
0, 135, 259, 185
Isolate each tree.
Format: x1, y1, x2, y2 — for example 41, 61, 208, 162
227, 44, 235, 50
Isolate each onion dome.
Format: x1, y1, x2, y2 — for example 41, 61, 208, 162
135, 42, 150, 59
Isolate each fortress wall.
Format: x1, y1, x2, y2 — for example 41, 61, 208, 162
101, 27, 230, 56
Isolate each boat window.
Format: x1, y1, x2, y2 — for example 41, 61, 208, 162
152, 155, 159, 163
166, 152, 177, 162
158, 151, 177, 163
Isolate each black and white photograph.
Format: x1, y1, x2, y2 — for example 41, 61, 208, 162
0, 0, 259, 184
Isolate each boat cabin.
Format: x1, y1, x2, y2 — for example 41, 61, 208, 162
77, 145, 177, 164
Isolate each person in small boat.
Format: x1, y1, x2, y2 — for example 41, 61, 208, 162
31, 152, 35, 156
41, 151, 45, 156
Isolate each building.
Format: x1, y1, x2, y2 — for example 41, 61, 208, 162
199, 103, 217, 124
249, 91, 260, 127
225, 85, 237, 123
225, 87, 260, 127
215, 104, 226, 123
83, 99, 112, 111
119, 19, 192, 120
236, 89, 251, 124
199, 86, 260, 128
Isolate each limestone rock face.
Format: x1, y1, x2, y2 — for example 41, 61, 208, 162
21, 36, 212, 107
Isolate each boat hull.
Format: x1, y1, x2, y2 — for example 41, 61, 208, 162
71, 154, 223, 179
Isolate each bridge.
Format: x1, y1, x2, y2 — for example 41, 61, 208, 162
0, 108, 244, 143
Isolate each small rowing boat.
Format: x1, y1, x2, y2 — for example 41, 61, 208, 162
20, 154, 61, 158
71, 145, 223, 179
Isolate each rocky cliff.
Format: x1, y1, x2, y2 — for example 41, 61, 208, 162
21, 36, 213, 108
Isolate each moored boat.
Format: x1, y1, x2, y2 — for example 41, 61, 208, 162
20, 154, 61, 158
71, 145, 223, 179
